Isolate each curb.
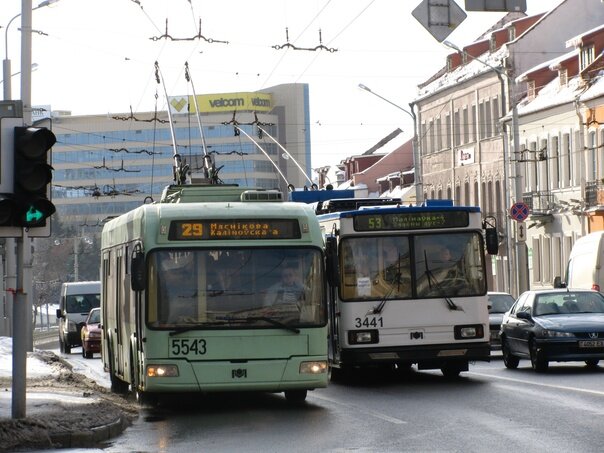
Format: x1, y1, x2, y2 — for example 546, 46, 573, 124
49, 414, 130, 449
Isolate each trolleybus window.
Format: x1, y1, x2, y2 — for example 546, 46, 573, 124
147, 247, 325, 329
340, 232, 485, 300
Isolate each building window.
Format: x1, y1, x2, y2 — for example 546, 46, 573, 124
478, 102, 486, 139
454, 110, 461, 147
464, 181, 470, 205
436, 117, 442, 151
491, 96, 499, 134
574, 130, 581, 185
551, 135, 560, 189
485, 99, 492, 138
532, 237, 541, 283
474, 181, 479, 206
445, 113, 451, 149
539, 138, 548, 192
580, 45, 595, 71
462, 107, 469, 144
542, 236, 552, 284
508, 26, 516, 41
559, 68, 568, 87
471, 104, 477, 142
562, 133, 571, 187
527, 80, 535, 100
589, 130, 597, 182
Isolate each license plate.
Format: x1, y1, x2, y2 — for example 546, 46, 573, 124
578, 340, 604, 348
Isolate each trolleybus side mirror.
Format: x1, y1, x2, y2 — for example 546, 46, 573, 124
131, 249, 146, 292
325, 236, 340, 287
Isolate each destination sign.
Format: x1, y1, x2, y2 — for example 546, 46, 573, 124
169, 219, 301, 240
353, 211, 469, 231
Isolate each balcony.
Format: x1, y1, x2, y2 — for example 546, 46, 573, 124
584, 180, 604, 208
522, 191, 554, 214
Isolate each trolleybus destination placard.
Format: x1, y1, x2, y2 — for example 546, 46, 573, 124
168, 219, 301, 240
353, 211, 469, 231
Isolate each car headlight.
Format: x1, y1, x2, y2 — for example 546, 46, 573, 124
542, 329, 574, 338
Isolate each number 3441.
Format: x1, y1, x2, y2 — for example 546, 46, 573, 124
354, 317, 383, 328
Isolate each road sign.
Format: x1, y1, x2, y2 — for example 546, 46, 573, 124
510, 201, 530, 222
412, 0, 467, 43
515, 221, 526, 242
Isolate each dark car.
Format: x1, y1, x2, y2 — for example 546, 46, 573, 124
487, 292, 515, 350
500, 289, 604, 372
80, 308, 102, 359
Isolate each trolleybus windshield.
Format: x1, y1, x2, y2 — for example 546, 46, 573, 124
340, 232, 486, 301
147, 247, 325, 329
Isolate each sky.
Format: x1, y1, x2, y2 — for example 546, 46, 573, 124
2, 0, 563, 170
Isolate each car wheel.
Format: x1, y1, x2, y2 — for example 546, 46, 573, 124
84, 349, 93, 359
585, 359, 599, 368
64, 343, 71, 355
284, 389, 307, 403
530, 339, 548, 372
501, 337, 519, 369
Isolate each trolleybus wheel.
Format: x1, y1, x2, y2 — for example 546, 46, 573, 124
284, 389, 307, 403
440, 364, 462, 378
585, 359, 599, 368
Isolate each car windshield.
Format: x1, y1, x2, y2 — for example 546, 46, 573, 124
87, 309, 100, 324
488, 294, 515, 313
534, 292, 604, 316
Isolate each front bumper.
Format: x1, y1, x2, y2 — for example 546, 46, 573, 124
339, 342, 490, 367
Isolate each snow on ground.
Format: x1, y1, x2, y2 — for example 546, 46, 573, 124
0, 336, 57, 379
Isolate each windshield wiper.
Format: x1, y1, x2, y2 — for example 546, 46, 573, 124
424, 250, 462, 311
369, 253, 404, 315
216, 315, 300, 334
169, 320, 231, 336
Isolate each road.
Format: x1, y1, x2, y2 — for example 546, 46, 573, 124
36, 333, 604, 453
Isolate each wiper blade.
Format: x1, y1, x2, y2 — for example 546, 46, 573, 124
169, 320, 231, 336
217, 315, 300, 334
424, 250, 462, 312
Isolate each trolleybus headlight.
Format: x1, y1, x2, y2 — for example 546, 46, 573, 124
348, 330, 379, 344
454, 324, 484, 340
299, 361, 328, 374
146, 365, 179, 377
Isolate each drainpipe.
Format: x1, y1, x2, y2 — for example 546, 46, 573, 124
574, 97, 587, 236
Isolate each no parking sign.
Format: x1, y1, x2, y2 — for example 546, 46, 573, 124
510, 202, 530, 222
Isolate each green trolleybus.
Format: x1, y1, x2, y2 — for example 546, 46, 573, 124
101, 184, 328, 403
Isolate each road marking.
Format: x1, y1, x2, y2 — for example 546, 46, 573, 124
310, 393, 407, 424
468, 371, 604, 397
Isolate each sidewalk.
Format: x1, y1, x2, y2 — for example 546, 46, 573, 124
0, 337, 138, 451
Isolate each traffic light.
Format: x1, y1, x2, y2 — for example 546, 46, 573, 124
13, 126, 56, 228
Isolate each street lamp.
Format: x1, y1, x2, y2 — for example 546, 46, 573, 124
442, 39, 528, 295
3, 0, 58, 100
358, 83, 423, 204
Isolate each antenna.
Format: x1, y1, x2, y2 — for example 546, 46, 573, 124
155, 61, 188, 185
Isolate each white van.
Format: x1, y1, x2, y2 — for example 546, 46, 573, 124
558, 232, 604, 292
56, 281, 101, 354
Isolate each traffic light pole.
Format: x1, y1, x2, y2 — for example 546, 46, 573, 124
12, 0, 33, 419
